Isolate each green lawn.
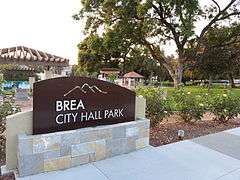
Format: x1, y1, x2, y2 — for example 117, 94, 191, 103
164, 86, 240, 97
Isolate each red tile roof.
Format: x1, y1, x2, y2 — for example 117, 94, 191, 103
123, 71, 144, 78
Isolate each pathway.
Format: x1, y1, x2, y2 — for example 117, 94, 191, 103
17, 128, 240, 180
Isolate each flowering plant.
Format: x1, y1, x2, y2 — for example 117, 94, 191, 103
170, 89, 208, 122
209, 92, 240, 122
136, 86, 172, 124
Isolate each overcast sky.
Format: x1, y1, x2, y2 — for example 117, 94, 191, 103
0, 0, 233, 64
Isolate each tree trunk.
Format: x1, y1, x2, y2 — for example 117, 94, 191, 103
172, 75, 180, 88
149, 72, 153, 85
143, 40, 183, 88
171, 63, 183, 88
155, 63, 182, 88
228, 73, 235, 88
208, 75, 213, 90
122, 57, 126, 75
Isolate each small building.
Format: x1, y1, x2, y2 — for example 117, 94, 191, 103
99, 68, 120, 81
123, 71, 144, 88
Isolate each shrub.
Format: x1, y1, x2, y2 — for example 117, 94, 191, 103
0, 100, 21, 133
209, 92, 240, 122
0, 100, 21, 120
170, 89, 208, 122
0, 99, 20, 164
136, 86, 240, 124
136, 86, 172, 124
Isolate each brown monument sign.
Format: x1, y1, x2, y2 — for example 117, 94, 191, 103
33, 77, 135, 134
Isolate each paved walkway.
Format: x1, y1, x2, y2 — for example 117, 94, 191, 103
17, 128, 240, 180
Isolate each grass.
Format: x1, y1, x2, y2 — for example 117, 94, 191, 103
163, 86, 240, 97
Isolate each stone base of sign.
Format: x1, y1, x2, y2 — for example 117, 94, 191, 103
17, 118, 150, 177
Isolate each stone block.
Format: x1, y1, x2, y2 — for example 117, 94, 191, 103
138, 127, 150, 138
18, 137, 33, 156
98, 129, 112, 139
16, 118, 150, 176
126, 127, 139, 137
105, 148, 112, 158
136, 137, 149, 150
112, 126, 126, 139
71, 154, 90, 167
44, 156, 71, 172
137, 119, 150, 129
44, 150, 60, 160
61, 131, 80, 145
125, 137, 136, 153
95, 140, 106, 161
79, 130, 98, 143
18, 153, 44, 177
60, 144, 71, 156
107, 138, 127, 156
71, 142, 95, 157
60, 131, 80, 156
33, 134, 61, 154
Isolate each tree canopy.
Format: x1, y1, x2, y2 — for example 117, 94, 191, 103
196, 25, 240, 87
74, 0, 240, 87
74, 33, 169, 80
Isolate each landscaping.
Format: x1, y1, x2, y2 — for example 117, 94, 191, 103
136, 86, 240, 146
0, 85, 239, 167
2, 0, 240, 179
71, 0, 240, 151
0, 99, 20, 167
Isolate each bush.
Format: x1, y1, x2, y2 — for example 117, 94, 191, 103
0, 101, 21, 121
209, 92, 240, 122
171, 89, 208, 122
136, 86, 172, 124
0, 100, 21, 132
136, 86, 240, 124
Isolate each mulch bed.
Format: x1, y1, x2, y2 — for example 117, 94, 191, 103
150, 118, 240, 147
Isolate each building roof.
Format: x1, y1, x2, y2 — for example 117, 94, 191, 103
6, 65, 38, 72
100, 68, 120, 74
0, 46, 69, 67
123, 71, 144, 78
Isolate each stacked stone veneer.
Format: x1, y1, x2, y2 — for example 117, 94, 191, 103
17, 118, 150, 177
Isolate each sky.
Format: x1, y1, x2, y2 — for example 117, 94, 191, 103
0, 0, 83, 65
0, 0, 233, 65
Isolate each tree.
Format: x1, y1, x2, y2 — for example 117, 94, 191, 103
75, 34, 121, 75
196, 25, 240, 87
123, 47, 170, 82
75, 33, 170, 81
74, 0, 240, 87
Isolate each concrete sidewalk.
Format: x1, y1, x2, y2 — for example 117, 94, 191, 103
17, 128, 240, 180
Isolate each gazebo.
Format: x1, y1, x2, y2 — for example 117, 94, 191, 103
123, 71, 144, 88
